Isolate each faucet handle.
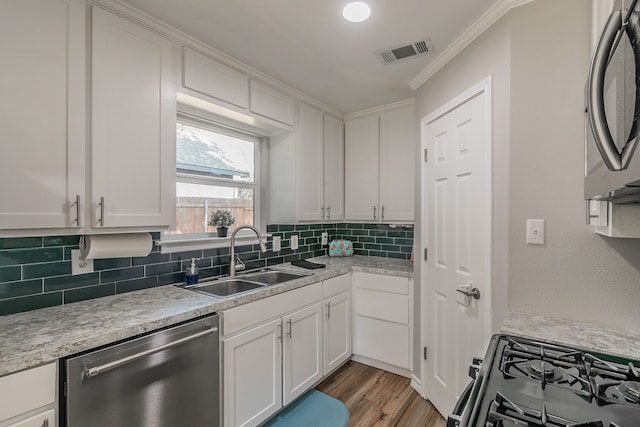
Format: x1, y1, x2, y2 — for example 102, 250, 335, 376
234, 255, 245, 272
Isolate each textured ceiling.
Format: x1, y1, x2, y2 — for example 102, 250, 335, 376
120, 0, 498, 113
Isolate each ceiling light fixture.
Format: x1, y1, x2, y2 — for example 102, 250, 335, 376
342, 2, 371, 23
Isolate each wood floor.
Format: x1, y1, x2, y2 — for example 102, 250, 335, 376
316, 361, 446, 427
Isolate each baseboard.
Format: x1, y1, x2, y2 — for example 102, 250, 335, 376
351, 355, 411, 378
410, 374, 425, 398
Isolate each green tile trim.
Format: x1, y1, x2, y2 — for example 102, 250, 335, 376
23, 261, 71, 279
0, 266, 21, 284
64, 284, 115, 304
44, 272, 100, 292
44, 236, 80, 247
94, 258, 132, 271
0, 279, 43, 300
115, 277, 158, 294
0, 248, 64, 267
0, 237, 42, 250
0, 292, 62, 316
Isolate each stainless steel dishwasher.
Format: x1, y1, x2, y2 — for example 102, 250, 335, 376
62, 314, 219, 427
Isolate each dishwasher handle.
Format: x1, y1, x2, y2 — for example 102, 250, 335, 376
85, 327, 217, 378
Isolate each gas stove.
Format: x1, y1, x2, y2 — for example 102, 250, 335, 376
449, 334, 640, 427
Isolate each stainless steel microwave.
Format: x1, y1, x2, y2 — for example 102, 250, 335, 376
585, 0, 640, 203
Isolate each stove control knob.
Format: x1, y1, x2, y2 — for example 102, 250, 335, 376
446, 414, 461, 427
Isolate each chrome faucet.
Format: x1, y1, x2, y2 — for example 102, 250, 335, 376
229, 225, 267, 277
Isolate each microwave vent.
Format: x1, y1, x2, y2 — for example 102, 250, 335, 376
375, 38, 433, 64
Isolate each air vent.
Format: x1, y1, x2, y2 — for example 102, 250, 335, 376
375, 38, 433, 64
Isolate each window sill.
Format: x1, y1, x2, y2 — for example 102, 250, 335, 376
157, 233, 271, 254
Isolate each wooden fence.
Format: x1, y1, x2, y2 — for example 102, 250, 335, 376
170, 197, 253, 234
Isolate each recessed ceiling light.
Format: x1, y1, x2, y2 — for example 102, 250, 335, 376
342, 2, 371, 23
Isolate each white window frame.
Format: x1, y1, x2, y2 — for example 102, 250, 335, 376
159, 113, 266, 252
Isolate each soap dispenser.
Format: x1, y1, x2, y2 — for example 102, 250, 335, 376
185, 258, 199, 285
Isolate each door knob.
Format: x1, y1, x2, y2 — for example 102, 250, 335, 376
456, 284, 480, 300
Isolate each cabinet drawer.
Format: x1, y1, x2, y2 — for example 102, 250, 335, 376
183, 47, 248, 109
222, 283, 322, 336
354, 288, 408, 324
352, 272, 408, 294
0, 363, 56, 422
322, 274, 351, 298
249, 80, 295, 126
353, 316, 409, 370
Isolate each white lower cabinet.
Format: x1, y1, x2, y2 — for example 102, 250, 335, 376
352, 272, 412, 376
0, 363, 56, 427
323, 291, 352, 375
221, 283, 324, 427
223, 319, 282, 427
282, 303, 323, 405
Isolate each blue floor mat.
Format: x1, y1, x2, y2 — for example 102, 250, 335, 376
264, 390, 350, 427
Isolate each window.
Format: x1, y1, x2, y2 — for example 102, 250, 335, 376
167, 117, 260, 237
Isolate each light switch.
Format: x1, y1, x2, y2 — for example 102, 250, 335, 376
526, 219, 545, 245
272, 236, 281, 252
291, 235, 299, 250
321, 232, 328, 246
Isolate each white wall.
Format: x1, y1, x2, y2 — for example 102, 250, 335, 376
507, 0, 640, 329
415, 0, 640, 356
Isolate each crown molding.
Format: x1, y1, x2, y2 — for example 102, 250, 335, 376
344, 98, 415, 120
409, 0, 535, 91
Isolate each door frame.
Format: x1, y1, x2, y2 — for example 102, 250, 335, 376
418, 76, 493, 398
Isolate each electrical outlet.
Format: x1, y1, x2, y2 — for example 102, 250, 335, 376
526, 219, 545, 244
291, 235, 299, 250
321, 232, 328, 246
71, 249, 94, 275
272, 236, 281, 252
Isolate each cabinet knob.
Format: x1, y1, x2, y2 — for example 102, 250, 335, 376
381, 205, 385, 221
327, 206, 331, 220
98, 196, 105, 227
74, 195, 81, 226
373, 205, 377, 220
326, 302, 331, 319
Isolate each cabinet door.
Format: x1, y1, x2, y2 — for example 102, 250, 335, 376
223, 319, 282, 427
345, 115, 379, 221
379, 105, 415, 221
283, 303, 323, 405
296, 103, 324, 221
5, 409, 55, 427
0, 0, 85, 231
323, 292, 352, 375
249, 80, 295, 126
183, 47, 249, 110
91, 7, 175, 229
323, 114, 344, 221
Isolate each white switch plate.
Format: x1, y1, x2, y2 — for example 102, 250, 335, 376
526, 219, 545, 245
71, 249, 94, 275
272, 236, 281, 252
291, 235, 299, 250
321, 232, 328, 246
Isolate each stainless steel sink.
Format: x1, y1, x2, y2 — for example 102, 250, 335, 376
182, 268, 310, 298
240, 269, 309, 285
186, 279, 265, 298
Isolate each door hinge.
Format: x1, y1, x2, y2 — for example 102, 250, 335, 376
423, 346, 428, 360
424, 248, 428, 261
424, 148, 428, 162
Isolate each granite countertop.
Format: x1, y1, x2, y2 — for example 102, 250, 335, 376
501, 310, 640, 360
0, 256, 412, 377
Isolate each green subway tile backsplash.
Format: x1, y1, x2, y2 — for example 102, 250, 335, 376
0, 222, 412, 316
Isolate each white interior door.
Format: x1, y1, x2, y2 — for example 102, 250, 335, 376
422, 78, 492, 417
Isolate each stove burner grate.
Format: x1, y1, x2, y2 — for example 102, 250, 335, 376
618, 381, 640, 403
485, 392, 605, 427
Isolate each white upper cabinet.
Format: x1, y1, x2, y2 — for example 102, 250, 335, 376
345, 115, 380, 221
297, 102, 325, 221
183, 47, 249, 110
0, 0, 85, 232
250, 80, 295, 126
379, 104, 415, 221
91, 7, 176, 229
323, 114, 345, 221
345, 102, 415, 222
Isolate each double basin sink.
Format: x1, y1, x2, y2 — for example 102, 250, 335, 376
182, 268, 311, 298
